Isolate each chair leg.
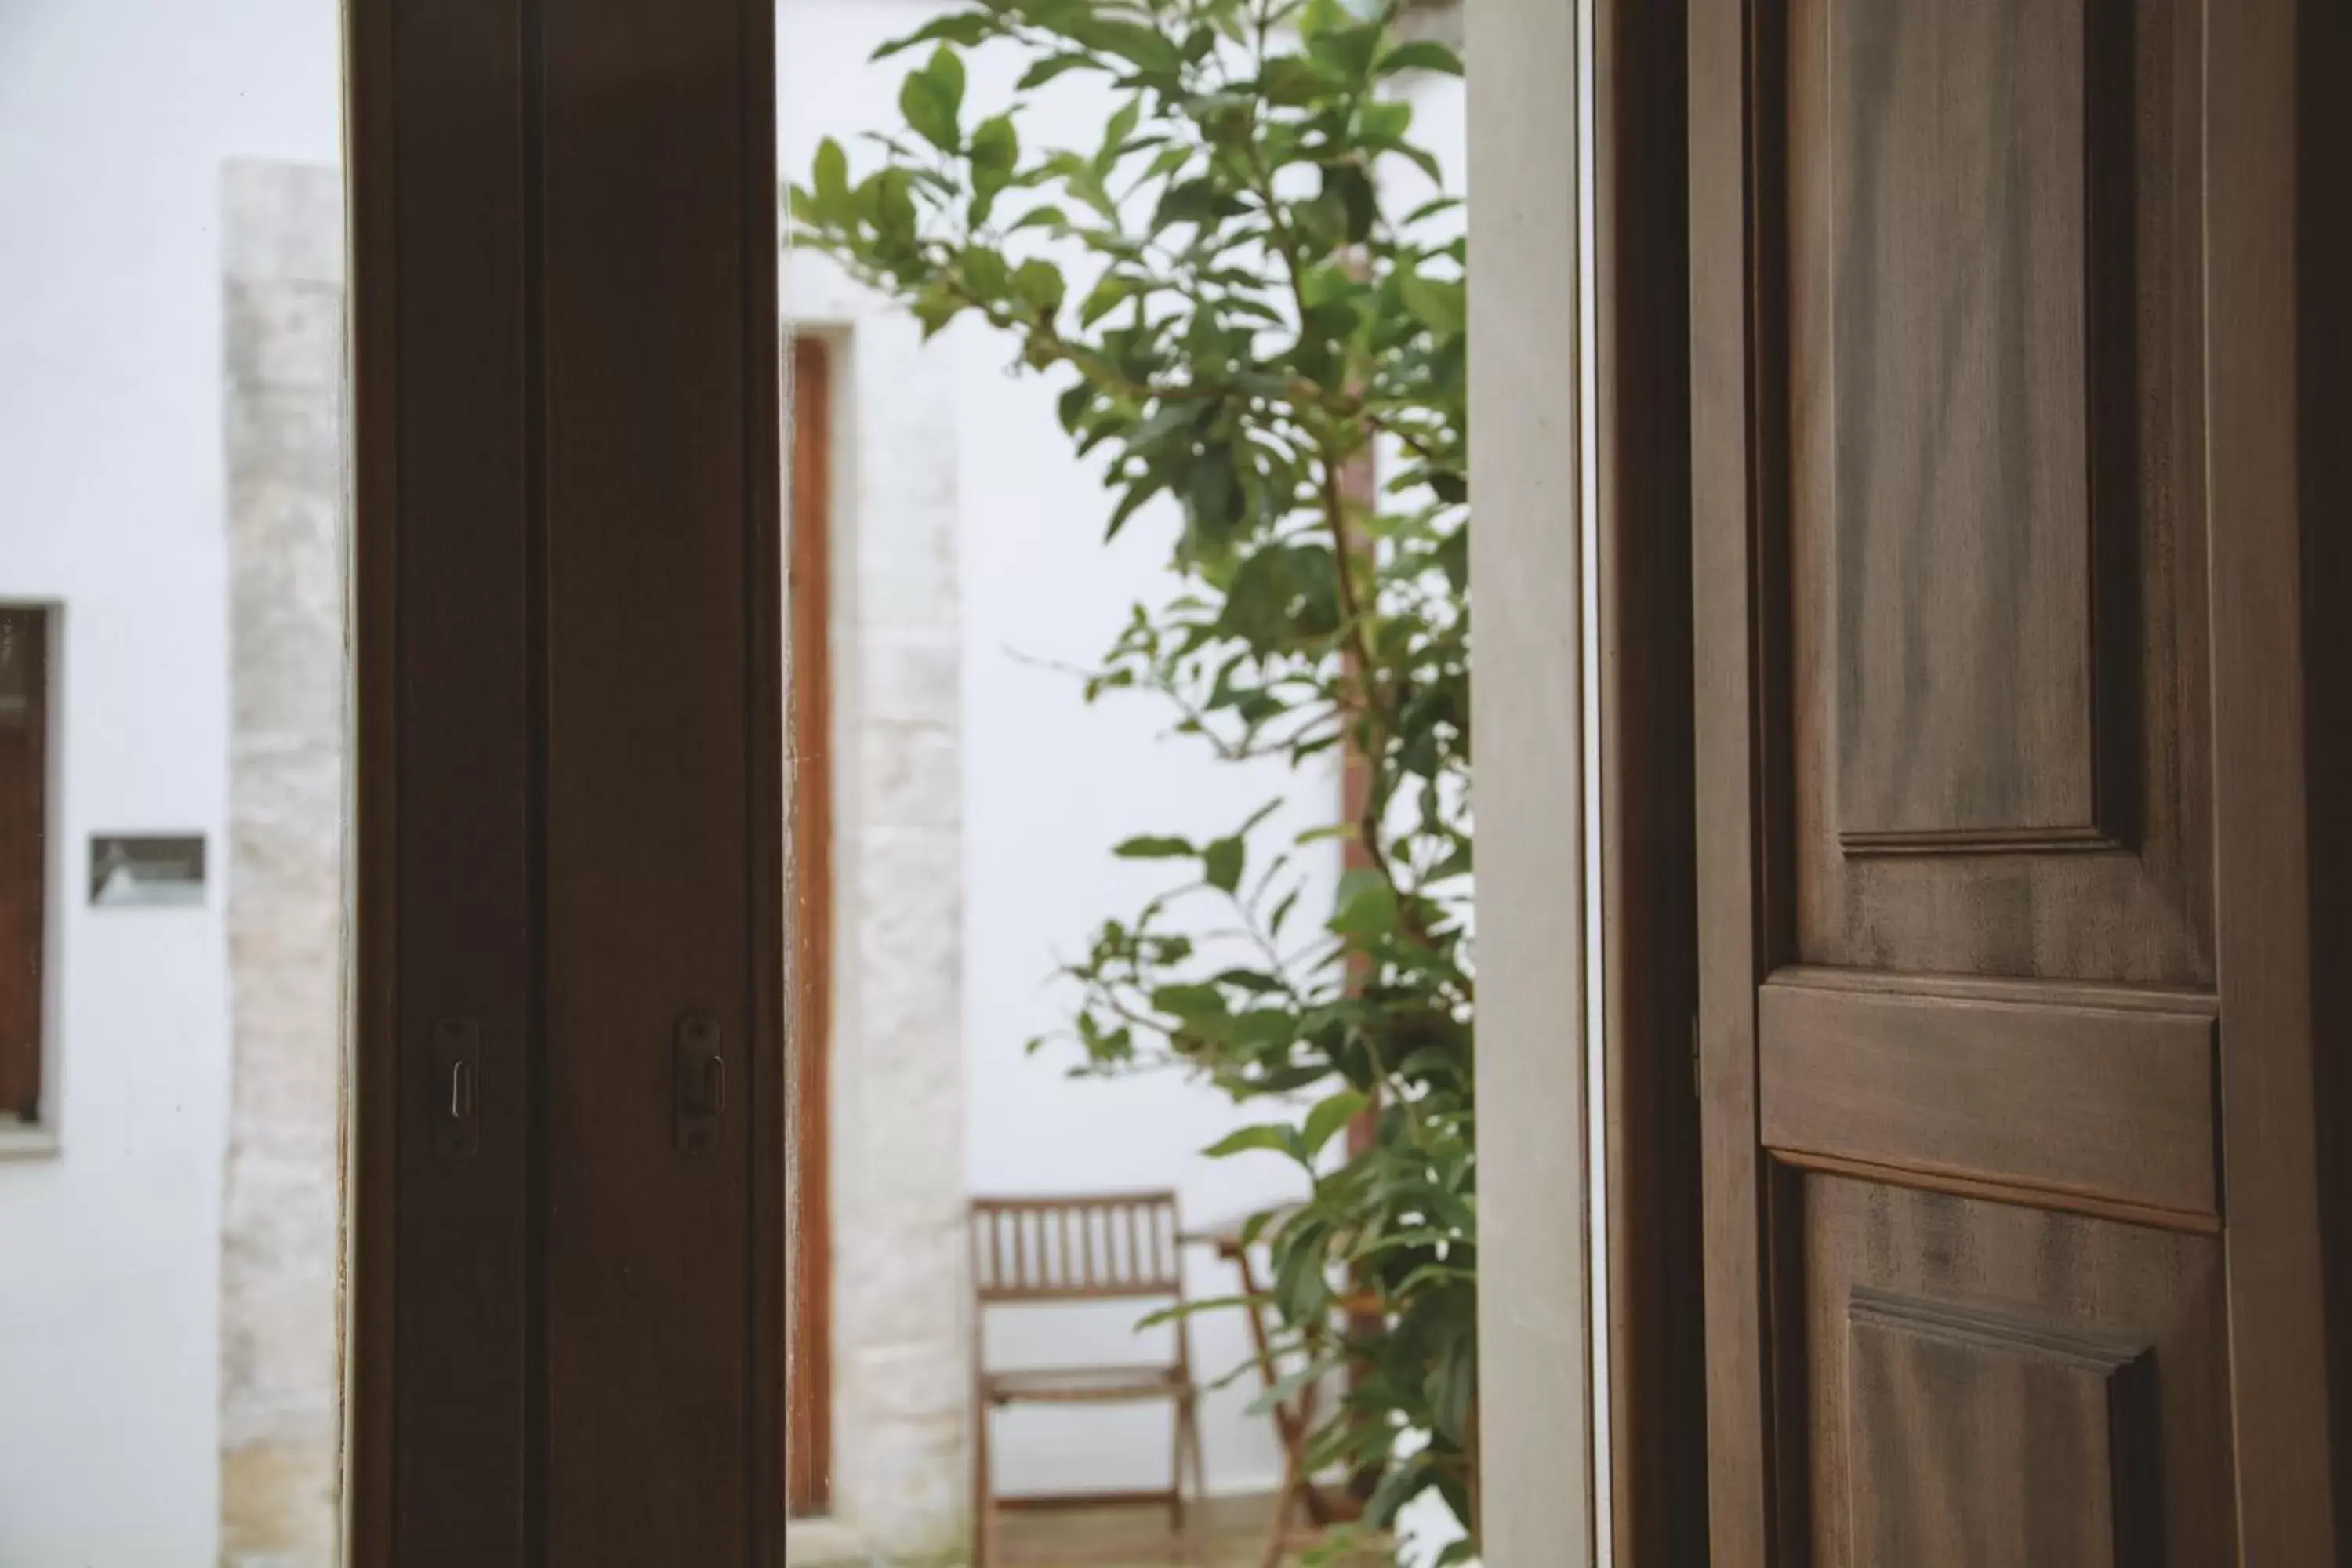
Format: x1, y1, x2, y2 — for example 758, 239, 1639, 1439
971, 1397, 995, 1568
1170, 1394, 1189, 1549
1258, 1421, 1299, 1568
1184, 1393, 1212, 1567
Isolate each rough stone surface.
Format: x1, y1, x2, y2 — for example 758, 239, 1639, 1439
789, 248, 971, 1564
219, 159, 346, 1568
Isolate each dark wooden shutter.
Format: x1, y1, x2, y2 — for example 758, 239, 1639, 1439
1691, 1, 2344, 1562
0, 608, 48, 1122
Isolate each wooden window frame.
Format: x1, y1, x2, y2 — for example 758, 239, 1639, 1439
0, 604, 51, 1130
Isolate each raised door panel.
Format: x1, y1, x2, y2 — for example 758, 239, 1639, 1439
1828, 0, 2111, 852
1793, 1176, 2231, 1568
1789, 0, 2210, 986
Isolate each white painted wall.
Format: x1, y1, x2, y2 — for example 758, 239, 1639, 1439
0, 2, 340, 1563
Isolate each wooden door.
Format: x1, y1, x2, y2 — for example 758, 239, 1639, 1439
786, 334, 834, 1518
0, 608, 45, 1121
346, 0, 786, 1562
1691, 2, 2342, 1563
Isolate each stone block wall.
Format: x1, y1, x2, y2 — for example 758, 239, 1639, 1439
219, 158, 347, 1568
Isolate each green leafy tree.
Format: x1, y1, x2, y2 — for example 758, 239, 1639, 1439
790, 0, 1473, 1545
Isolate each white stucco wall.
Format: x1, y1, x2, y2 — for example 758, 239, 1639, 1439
0, 2, 340, 1563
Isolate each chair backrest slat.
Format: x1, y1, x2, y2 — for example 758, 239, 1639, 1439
969, 1191, 1185, 1303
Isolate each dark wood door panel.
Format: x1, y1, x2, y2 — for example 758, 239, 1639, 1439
541, 0, 760, 1559
1788, 0, 2212, 987
1788, 1173, 2234, 1568
1759, 969, 2217, 1221
1826, 0, 2118, 853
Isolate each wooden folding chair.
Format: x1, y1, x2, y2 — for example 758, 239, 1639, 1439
969, 1192, 1211, 1567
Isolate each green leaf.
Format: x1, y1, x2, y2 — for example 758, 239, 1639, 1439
1359, 99, 1414, 143
1322, 163, 1379, 245
1377, 38, 1464, 76
1362, 1450, 1433, 1526
1330, 868, 1399, 942
1103, 473, 1165, 540
1308, 18, 1384, 82
1301, 1088, 1369, 1160
959, 246, 1008, 300
969, 114, 1020, 198
812, 136, 851, 212
1011, 257, 1065, 319
1054, 379, 1093, 434
1399, 271, 1466, 336
1427, 1323, 1477, 1442
1112, 833, 1196, 858
1268, 888, 1301, 936
1008, 203, 1069, 233
875, 168, 917, 241
1185, 448, 1242, 540
911, 282, 964, 340
1151, 982, 1228, 1019
1202, 1123, 1302, 1161
1017, 52, 1095, 90
873, 10, 993, 60
1079, 272, 1138, 328
1096, 96, 1142, 172
1151, 176, 1240, 233
1258, 55, 1329, 105
900, 47, 967, 151
1203, 837, 1244, 894
1074, 18, 1182, 75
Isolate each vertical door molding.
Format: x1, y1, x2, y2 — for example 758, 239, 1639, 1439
1687, 2, 1778, 1558
2206, 2, 2343, 1558
1592, 2, 1708, 1562
348, 0, 540, 1559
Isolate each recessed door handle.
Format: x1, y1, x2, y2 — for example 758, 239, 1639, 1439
673, 1014, 726, 1155
432, 1017, 481, 1160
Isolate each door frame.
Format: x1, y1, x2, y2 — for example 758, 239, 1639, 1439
1468, 0, 1706, 1562
786, 332, 834, 1519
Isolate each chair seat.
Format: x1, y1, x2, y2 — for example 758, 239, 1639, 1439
981, 1363, 1188, 1406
